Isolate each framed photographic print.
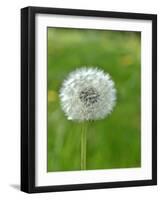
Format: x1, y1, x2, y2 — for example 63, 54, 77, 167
21, 6, 157, 193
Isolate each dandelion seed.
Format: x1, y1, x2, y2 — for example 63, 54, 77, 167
59, 67, 116, 122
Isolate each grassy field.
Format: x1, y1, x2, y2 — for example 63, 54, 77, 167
47, 28, 141, 172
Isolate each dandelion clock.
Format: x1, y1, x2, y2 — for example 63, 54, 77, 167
60, 67, 117, 170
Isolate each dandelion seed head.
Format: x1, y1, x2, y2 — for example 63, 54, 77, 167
59, 67, 117, 122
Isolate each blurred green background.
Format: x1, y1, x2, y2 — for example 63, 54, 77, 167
47, 28, 141, 172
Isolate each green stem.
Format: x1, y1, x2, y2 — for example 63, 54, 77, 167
81, 122, 88, 170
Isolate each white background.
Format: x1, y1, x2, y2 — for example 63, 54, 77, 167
0, 0, 159, 199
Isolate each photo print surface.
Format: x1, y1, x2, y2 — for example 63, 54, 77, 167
47, 27, 141, 172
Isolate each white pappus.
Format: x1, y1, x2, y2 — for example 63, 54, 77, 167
59, 67, 117, 122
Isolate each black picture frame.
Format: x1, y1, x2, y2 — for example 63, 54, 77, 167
21, 6, 157, 193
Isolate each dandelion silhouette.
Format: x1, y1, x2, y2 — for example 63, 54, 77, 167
59, 67, 116, 170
